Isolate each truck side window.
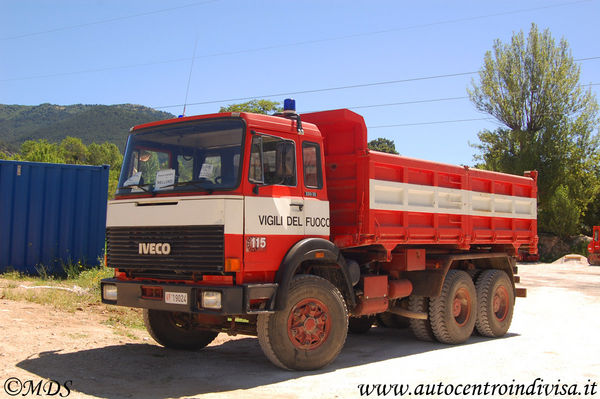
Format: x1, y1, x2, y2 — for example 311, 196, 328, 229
249, 134, 296, 186
302, 142, 323, 189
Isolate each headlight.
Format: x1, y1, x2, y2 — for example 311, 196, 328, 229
201, 291, 222, 309
103, 284, 118, 301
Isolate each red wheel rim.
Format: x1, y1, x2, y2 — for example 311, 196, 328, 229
493, 285, 509, 322
287, 298, 331, 350
452, 287, 471, 327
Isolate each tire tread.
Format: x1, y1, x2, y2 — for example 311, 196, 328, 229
429, 270, 476, 344
408, 296, 435, 342
475, 269, 514, 337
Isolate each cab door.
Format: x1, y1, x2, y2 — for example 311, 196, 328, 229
244, 133, 305, 277
301, 141, 330, 239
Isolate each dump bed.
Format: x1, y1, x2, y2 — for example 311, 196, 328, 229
302, 109, 538, 254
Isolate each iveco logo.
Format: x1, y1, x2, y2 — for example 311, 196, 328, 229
139, 243, 172, 255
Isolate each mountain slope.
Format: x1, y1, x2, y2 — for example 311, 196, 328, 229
0, 103, 174, 151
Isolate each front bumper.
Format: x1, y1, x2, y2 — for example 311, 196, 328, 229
100, 278, 278, 315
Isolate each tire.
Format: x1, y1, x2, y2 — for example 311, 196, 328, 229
257, 275, 348, 370
143, 309, 219, 350
589, 253, 600, 266
408, 295, 435, 342
475, 269, 515, 337
466, 268, 482, 282
376, 312, 410, 329
429, 270, 477, 344
348, 316, 374, 334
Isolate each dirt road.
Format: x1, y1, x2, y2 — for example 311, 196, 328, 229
1, 262, 599, 398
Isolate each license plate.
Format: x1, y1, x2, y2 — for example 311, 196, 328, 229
165, 292, 188, 305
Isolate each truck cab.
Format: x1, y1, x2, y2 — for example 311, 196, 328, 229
103, 103, 332, 308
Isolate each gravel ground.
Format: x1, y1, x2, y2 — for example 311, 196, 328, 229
1, 261, 599, 399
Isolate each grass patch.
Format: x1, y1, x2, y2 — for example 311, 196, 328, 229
0, 266, 144, 337
102, 306, 145, 330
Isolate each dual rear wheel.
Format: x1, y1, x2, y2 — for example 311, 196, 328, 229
410, 269, 514, 343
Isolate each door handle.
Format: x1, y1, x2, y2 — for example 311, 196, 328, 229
290, 203, 304, 211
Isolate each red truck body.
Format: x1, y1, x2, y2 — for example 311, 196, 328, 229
101, 104, 536, 370
303, 109, 538, 253
589, 226, 600, 265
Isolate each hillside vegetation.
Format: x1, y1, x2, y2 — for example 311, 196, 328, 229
0, 103, 174, 152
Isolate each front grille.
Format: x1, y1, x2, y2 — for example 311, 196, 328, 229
107, 225, 224, 273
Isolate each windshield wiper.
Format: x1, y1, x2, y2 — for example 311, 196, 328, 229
121, 183, 153, 193
160, 181, 214, 193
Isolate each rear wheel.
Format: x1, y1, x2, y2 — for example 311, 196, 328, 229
376, 312, 410, 329
429, 270, 477, 344
257, 275, 348, 370
143, 309, 218, 350
408, 295, 435, 342
475, 270, 514, 337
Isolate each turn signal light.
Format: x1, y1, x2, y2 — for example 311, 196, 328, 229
225, 258, 241, 272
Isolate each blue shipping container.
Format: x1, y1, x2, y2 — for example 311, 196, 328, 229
0, 160, 109, 274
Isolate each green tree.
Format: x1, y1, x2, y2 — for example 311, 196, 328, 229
87, 142, 124, 199
544, 185, 581, 236
468, 23, 600, 236
368, 138, 399, 154
219, 99, 282, 114
60, 136, 87, 164
87, 142, 122, 170
18, 139, 65, 163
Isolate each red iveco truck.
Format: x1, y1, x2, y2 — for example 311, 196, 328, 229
589, 226, 600, 265
101, 100, 537, 370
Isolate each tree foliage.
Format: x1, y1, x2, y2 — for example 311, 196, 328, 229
469, 24, 600, 236
368, 138, 399, 154
60, 137, 88, 164
219, 99, 282, 114
15, 139, 64, 163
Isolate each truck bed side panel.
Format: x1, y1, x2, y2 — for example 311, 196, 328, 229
302, 109, 538, 253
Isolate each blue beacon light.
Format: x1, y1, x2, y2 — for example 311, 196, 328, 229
283, 98, 296, 113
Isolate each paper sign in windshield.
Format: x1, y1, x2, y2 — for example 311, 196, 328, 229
124, 171, 142, 187
199, 163, 214, 179
155, 169, 176, 190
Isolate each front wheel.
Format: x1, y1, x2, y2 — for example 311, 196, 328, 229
143, 309, 218, 350
257, 275, 348, 370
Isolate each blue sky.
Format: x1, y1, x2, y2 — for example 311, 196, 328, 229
1, 0, 598, 165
